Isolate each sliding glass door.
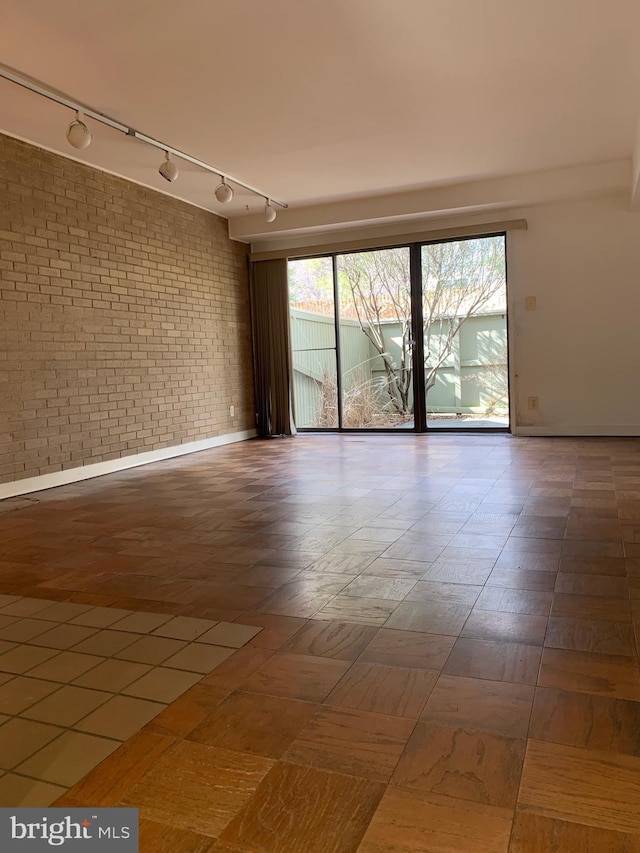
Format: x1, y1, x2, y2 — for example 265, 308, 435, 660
422, 235, 508, 429
288, 257, 338, 428
287, 233, 508, 432
336, 248, 413, 429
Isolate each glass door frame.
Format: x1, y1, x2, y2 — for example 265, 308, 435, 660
289, 230, 510, 434
410, 231, 510, 433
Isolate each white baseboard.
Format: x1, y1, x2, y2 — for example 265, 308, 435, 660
513, 425, 640, 437
0, 430, 257, 500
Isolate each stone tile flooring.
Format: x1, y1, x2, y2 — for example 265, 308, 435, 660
0, 595, 261, 805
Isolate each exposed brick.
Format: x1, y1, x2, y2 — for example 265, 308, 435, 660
0, 134, 254, 485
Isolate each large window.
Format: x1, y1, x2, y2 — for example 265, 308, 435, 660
422, 236, 508, 430
288, 257, 338, 428
336, 248, 413, 429
288, 234, 508, 432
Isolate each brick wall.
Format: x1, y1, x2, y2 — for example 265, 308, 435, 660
0, 133, 255, 485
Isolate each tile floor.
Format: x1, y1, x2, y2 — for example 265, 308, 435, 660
0, 595, 261, 805
0, 432, 639, 851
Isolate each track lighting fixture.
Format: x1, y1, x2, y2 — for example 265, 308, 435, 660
264, 198, 277, 223
159, 151, 179, 182
0, 63, 288, 215
215, 177, 234, 204
66, 111, 92, 150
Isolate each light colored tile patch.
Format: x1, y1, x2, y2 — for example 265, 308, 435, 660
0, 602, 259, 804
16, 731, 119, 787
0, 774, 66, 806
35, 602, 93, 623
122, 667, 201, 703
163, 644, 235, 674
114, 636, 187, 665
0, 618, 59, 643
23, 686, 111, 727
75, 695, 166, 740
27, 652, 104, 683
0, 645, 58, 675
197, 622, 262, 648
0, 677, 60, 715
73, 659, 153, 692
109, 612, 173, 634
28, 624, 99, 650
0, 598, 57, 617
0, 719, 63, 769
152, 616, 218, 641
71, 630, 141, 657
69, 607, 134, 628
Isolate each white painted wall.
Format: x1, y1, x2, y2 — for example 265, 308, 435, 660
508, 193, 640, 435
237, 161, 629, 243
256, 189, 640, 436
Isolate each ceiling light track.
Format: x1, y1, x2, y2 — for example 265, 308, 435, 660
0, 62, 287, 214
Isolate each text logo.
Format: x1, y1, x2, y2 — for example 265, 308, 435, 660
0, 809, 138, 851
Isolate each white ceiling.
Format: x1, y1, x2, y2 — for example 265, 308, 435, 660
1, 0, 640, 239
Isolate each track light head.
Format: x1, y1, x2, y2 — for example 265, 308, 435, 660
215, 177, 234, 204
66, 111, 92, 149
264, 198, 277, 223
159, 151, 179, 183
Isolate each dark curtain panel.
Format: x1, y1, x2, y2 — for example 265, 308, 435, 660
250, 258, 297, 437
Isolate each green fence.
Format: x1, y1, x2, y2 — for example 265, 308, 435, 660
290, 308, 507, 428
